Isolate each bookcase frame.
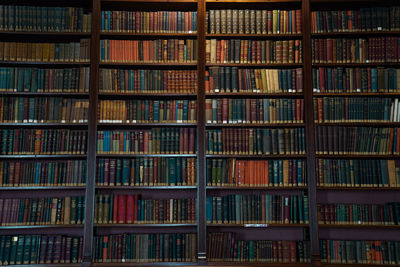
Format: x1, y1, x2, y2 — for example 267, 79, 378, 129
1, 0, 399, 266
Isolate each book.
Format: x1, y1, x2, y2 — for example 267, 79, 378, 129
94, 194, 195, 224
101, 10, 197, 33
0, 6, 91, 32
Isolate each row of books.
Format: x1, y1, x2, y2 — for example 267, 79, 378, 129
312, 37, 400, 63
207, 9, 302, 35
314, 98, 400, 122
0, 6, 91, 32
207, 233, 310, 262
206, 128, 305, 155
0, 67, 90, 93
315, 126, 400, 155
100, 39, 197, 63
97, 128, 196, 154
93, 233, 196, 262
0, 40, 91, 63
95, 195, 195, 224
206, 195, 309, 224
0, 98, 89, 123
96, 157, 196, 186
99, 69, 197, 94
311, 7, 400, 33
205, 98, 303, 124
320, 240, 400, 265
101, 11, 197, 33
312, 67, 400, 93
318, 202, 400, 225
207, 159, 305, 187
0, 196, 85, 226
0, 235, 82, 265
98, 100, 196, 123
206, 39, 302, 64
0, 160, 87, 187
316, 159, 400, 188
206, 67, 303, 93
0, 129, 87, 155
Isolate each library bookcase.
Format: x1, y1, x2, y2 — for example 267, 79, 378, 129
0, 0, 400, 266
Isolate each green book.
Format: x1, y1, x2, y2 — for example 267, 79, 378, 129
9, 235, 19, 265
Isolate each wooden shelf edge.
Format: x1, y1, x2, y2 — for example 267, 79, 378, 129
206, 186, 308, 190
0, 186, 86, 190
95, 223, 197, 227
96, 186, 197, 189
96, 154, 197, 158
0, 225, 84, 229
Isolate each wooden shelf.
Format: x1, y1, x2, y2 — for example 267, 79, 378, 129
206, 63, 303, 67
314, 92, 400, 97
96, 154, 197, 158
96, 185, 197, 190
206, 92, 303, 97
0, 186, 86, 191
320, 263, 400, 267
311, 31, 400, 37
0, 61, 90, 66
206, 33, 303, 38
101, 32, 197, 37
206, 154, 307, 158
207, 0, 302, 2
98, 92, 197, 98
317, 186, 400, 191
0, 224, 84, 229
0, 123, 88, 128
102, 0, 197, 2
100, 62, 197, 66
0, 91, 89, 97
0, 155, 87, 159
93, 263, 198, 267
318, 224, 400, 229
95, 223, 196, 227
0, 31, 91, 37
315, 122, 400, 127
312, 62, 400, 67
206, 123, 305, 127
207, 186, 308, 190
98, 122, 197, 127
315, 154, 400, 159
207, 223, 308, 227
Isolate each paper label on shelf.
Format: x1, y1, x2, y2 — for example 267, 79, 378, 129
223, 120, 227, 124
244, 224, 268, 227
214, 89, 220, 93
207, 120, 212, 123
378, 27, 382, 31
132, 120, 137, 123
177, 120, 183, 123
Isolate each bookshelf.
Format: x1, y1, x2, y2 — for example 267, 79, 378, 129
0, 0, 399, 266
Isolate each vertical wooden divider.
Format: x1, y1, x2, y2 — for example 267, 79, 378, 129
302, 0, 320, 265
197, 0, 207, 262
82, 0, 100, 265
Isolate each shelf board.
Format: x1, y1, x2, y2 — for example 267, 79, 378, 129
314, 92, 400, 97
97, 154, 197, 158
206, 63, 303, 67
0, 154, 87, 159
98, 122, 197, 127
317, 186, 400, 191
311, 31, 400, 37
318, 224, 400, 229
0, 224, 84, 229
102, 0, 197, 2
95, 223, 196, 227
206, 92, 303, 98
206, 33, 302, 38
207, 186, 308, 190
312, 62, 400, 67
315, 122, 400, 127
0, 61, 90, 66
320, 263, 400, 267
206, 123, 305, 127
101, 32, 197, 37
96, 185, 197, 190
0, 31, 91, 37
0, 186, 86, 191
207, 0, 302, 2
206, 154, 306, 158
316, 154, 399, 159
100, 62, 197, 66
0, 91, 89, 97
93, 263, 198, 267
98, 92, 197, 97
207, 223, 308, 227
0, 123, 88, 128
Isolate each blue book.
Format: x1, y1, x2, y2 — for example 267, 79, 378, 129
101, 11, 105, 31
23, 68, 32, 91
371, 68, 378, 91
168, 158, 177, 185
17, 69, 24, 92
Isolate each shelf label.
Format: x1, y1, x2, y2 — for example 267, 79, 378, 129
244, 224, 268, 228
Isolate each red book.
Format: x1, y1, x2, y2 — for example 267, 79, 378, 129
126, 195, 134, 224
102, 236, 108, 262
117, 195, 126, 224
113, 194, 119, 224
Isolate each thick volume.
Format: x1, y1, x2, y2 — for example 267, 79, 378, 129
93, 234, 197, 262
97, 128, 196, 154
95, 194, 195, 224
101, 11, 197, 33
316, 159, 400, 187
99, 100, 196, 123
0, 67, 90, 93
206, 67, 303, 93
208, 233, 310, 262
0, 196, 85, 225
206, 194, 309, 224
0, 97, 88, 123
0, 129, 87, 155
99, 69, 197, 93
0, 235, 83, 265
320, 240, 400, 265
206, 98, 303, 124
207, 159, 305, 187
96, 157, 196, 186
0, 160, 87, 187
206, 128, 305, 155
